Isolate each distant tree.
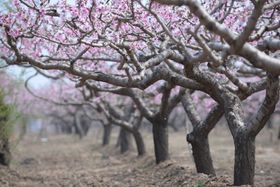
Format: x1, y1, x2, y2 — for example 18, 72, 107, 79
0, 90, 12, 166
278, 126, 280, 140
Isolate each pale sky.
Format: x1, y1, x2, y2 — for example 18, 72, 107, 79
6, 65, 51, 89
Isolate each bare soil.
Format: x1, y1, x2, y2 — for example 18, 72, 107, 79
0, 126, 280, 187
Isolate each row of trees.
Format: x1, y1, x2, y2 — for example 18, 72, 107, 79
1, 0, 280, 185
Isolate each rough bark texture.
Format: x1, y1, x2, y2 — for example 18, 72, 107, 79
119, 127, 131, 154
233, 133, 255, 186
224, 100, 256, 186
187, 132, 215, 176
0, 139, 11, 166
182, 94, 223, 176
152, 120, 169, 164
132, 131, 146, 156
102, 124, 112, 146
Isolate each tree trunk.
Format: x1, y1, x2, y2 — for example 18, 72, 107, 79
19, 118, 28, 140
102, 124, 112, 146
61, 124, 72, 134
119, 127, 131, 153
233, 134, 255, 186
132, 130, 146, 156
152, 120, 169, 164
278, 126, 280, 140
169, 122, 179, 132
74, 117, 85, 139
54, 123, 61, 134
0, 139, 11, 166
187, 132, 215, 176
81, 123, 90, 136
267, 117, 273, 129
115, 128, 121, 147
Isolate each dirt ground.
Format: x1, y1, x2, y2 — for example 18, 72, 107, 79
0, 126, 280, 187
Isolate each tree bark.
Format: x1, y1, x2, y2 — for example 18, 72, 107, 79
0, 139, 11, 166
116, 129, 121, 148
74, 114, 85, 139
278, 126, 280, 140
181, 93, 224, 176
102, 124, 112, 146
119, 127, 131, 153
187, 132, 215, 175
266, 117, 273, 129
132, 130, 146, 156
81, 122, 90, 136
233, 133, 255, 186
152, 120, 169, 164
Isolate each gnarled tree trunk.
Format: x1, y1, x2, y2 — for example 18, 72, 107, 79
102, 124, 112, 146
119, 127, 131, 153
233, 133, 255, 186
187, 132, 215, 175
225, 110, 256, 186
132, 130, 146, 156
152, 119, 169, 164
182, 94, 223, 176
